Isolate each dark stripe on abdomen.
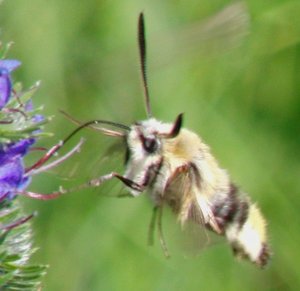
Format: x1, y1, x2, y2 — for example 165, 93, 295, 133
212, 183, 249, 231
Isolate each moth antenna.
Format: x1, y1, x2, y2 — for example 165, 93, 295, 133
138, 12, 152, 118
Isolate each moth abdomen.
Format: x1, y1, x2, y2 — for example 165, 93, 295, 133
218, 188, 270, 267
212, 183, 248, 231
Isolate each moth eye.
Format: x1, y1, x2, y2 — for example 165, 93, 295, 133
143, 138, 158, 153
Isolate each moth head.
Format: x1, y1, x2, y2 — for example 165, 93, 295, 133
125, 113, 183, 162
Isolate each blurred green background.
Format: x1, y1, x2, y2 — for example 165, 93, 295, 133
1, 0, 300, 290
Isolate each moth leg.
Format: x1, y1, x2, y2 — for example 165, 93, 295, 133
157, 204, 170, 258
90, 172, 143, 191
25, 140, 65, 173
26, 138, 85, 177
19, 172, 143, 200
116, 192, 134, 198
148, 206, 158, 246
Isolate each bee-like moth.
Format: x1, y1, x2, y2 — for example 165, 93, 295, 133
56, 12, 270, 267
124, 115, 269, 267
124, 13, 270, 267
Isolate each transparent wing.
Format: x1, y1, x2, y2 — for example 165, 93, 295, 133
163, 166, 203, 224
31, 131, 127, 200
162, 165, 222, 254
100, 2, 249, 79
152, 2, 250, 67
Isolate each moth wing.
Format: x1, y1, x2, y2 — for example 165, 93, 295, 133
55, 138, 125, 187
164, 164, 221, 233
193, 191, 222, 234
163, 165, 222, 254
163, 165, 204, 225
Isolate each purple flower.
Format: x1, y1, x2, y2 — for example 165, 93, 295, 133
0, 57, 83, 203
0, 59, 35, 202
0, 56, 85, 204
0, 140, 35, 201
0, 59, 21, 109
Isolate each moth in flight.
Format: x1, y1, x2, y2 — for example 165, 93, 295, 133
29, 11, 270, 267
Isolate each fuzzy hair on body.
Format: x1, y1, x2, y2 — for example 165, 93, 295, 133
61, 11, 270, 267
124, 118, 269, 267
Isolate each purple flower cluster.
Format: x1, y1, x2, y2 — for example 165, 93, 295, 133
0, 60, 36, 202
0, 57, 86, 204
0, 60, 20, 109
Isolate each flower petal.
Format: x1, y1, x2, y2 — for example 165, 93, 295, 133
0, 68, 11, 109
0, 157, 24, 201
0, 139, 35, 163
0, 59, 21, 72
